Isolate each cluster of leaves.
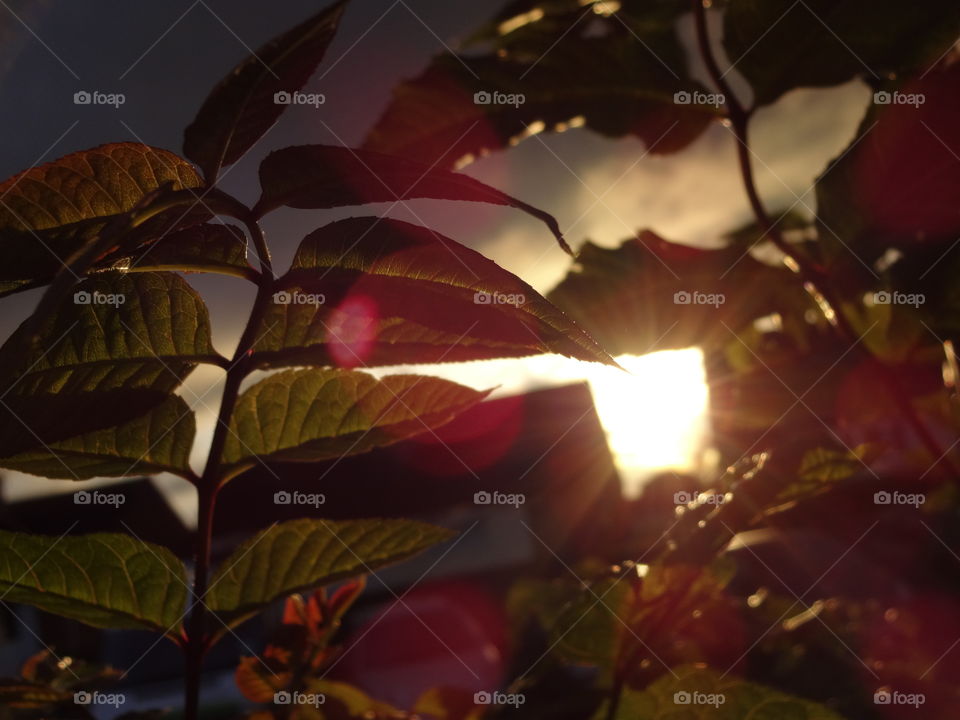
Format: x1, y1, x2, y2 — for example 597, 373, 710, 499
0, 0, 614, 717
3, 0, 960, 717
359, 0, 960, 718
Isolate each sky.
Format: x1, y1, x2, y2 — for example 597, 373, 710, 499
0, 0, 871, 514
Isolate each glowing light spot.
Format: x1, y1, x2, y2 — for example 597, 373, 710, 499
592, 1, 621, 16
497, 8, 545, 36
326, 295, 379, 369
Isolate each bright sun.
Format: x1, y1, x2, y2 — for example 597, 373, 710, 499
372, 348, 711, 498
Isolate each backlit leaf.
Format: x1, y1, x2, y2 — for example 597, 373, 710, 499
364, 0, 715, 168
248, 217, 614, 369
594, 664, 847, 719
221, 367, 488, 479
0, 394, 196, 480
0, 530, 187, 634
183, 1, 347, 180
723, 0, 960, 107
0, 143, 202, 288
547, 232, 812, 354
0, 272, 218, 474
208, 518, 453, 627
253, 145, 571, 252
98, 223, 254, 280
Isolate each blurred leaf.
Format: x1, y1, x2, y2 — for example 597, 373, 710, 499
248, 217, 615, 369
0, 394, 195, 479
307, 680, 408, 719
0, 530, 187, 633
413, 687, 483, 720
547, 232, 812, 354
0, 681, 70, 709
550, 576, 633, 667
236, 656, 290, 703
364, 0, 715, 168
0, 143, 202, 288
815, 64, 960, 313
253, 145, 572, 253
723, 0, 960, 107
594, 664, 847, 718
98, 223, 254, 280
798, 444, 873, 483
183, 1, 347, 180
208, 518, 453, 628
221, 367, 489, 478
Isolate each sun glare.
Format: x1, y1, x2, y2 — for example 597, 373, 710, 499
527, 349, 710, 496
588, 350, 710, 494
373, 348, 711, 498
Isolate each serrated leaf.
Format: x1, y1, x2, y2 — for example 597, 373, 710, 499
723, 0, 960, 107
595, 665, 847, 719
0, 143, 203, 289
0, 530, 187, 633
252, 145, 571, 252
183, 1, 347, 180
208, 518, 453, 627
248, 217, 614, 368
98, 223, 254, 280
547, 231, 813, 354
0, 394, 195, 480
364, 1, 715, 168
221, 367, 488, 478
0, 272, 218, 472
0, 272, 219, 396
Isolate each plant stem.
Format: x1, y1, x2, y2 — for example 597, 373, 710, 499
182, 205, 276, 720
690, 0, 958, 478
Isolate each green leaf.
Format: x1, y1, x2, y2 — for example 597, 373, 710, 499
183, 1, 348, 180
248, 217, 615, 369
98, 223, 255, 280
723, 0, 960, 107
364, 0, 715, 168
594, 664, 847, 719
221, 367, 489, 478
253, 145, 572, 253
207, 518, 453, 627
547, 232, 813, 354
772, 444, 875, 506
0, 530, 187, 634
0, 394, 195, 480
0, 272, 220, 397
0, 143, 203, 289
0, 272, 218, 475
